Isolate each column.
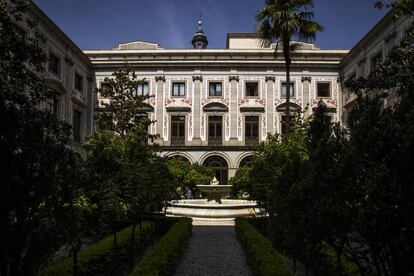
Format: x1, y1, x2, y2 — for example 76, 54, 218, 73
265, 76, 275, 135
229, 75, 239, 146
192, 75, 202, 146
301, 75, 312, 117
155, 75, 165, 145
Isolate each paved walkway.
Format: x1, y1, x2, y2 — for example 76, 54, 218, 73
174, 220, 252, 276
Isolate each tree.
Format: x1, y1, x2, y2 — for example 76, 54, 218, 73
165, 158, 213, 198
256, 0, 323, 133
0, 1, 81, 275
342, 22, 414, 274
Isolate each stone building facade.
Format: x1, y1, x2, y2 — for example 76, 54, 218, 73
84, 25, 347, 183
340, 10, 413, 125
19, 2, 411, 183
18, 1, 95, 155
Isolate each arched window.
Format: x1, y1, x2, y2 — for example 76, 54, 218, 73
239, 155, 254, 167
203, 156, 228, 185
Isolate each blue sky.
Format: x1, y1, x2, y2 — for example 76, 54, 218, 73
33, 0, 387, 50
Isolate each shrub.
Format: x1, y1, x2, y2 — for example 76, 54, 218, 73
235, 218, 293, 276
320, 243, 361, 276
38, 218, 178, 276
130, 217, 192, 276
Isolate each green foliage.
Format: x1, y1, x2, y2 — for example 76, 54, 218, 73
256, 0, 322, 133
165, 158, 213, 197
239, 8, 414, 274
130, 218, 192, 276
0, 1, 82, 274
229, 165, 253, 198
84, 65, 176, 240
38, 222, 153, 276
235, 218, 293, 276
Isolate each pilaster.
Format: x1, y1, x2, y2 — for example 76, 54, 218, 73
265, 76, 275, 135
192, 75, 202, 146
301, 75, 312, 117
155, 75, 165, 145
229, 75, 239, 146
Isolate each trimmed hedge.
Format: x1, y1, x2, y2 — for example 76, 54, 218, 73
235, 218, 294, 276
130, 217, 192, 276
38, 218, 178, 276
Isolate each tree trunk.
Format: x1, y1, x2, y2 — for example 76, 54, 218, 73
129, 223, 136, 272
73, 250, 78, 276
112, 230, 117, 249
138, 217, 143, 259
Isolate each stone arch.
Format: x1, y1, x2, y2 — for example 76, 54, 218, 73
199, 151, 233, 168
239, 155, 254, 167
202, 155, 229, 185
276, 102, 301, 112
203, 102, 228, 112
164, 151, 195, 164
235, 152, 255, 168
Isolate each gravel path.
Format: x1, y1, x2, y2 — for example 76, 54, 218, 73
174, 225, 252, 276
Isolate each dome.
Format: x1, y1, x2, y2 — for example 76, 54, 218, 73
191, 14, 208, 49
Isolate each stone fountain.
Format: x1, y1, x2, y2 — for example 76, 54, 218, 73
165, 177, 263, 220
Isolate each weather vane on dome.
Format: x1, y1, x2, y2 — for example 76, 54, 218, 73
197, 12, 203, 33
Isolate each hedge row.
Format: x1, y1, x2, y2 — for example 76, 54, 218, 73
38, 218, 178, 276
235, 218, 293, 276
130, 217, 192, 276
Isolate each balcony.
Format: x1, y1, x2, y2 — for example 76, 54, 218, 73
208, 136, 222, 146
171, 136, 185, 146
245, 137, 259, 146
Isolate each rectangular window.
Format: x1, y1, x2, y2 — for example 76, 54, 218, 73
208, 116, 222, 146
371, 52, 382, 73
136, 82, 149, 96
245, 116, 259, 146
172, 82, 185, 97
74, 73, 83, 92
48, 52, 60, 75
171, 116, 185, 146
73, 110, 82, 142
317, 82, 331, 98
209, 82, 222, 97
281, 82, 295, 97
245, 82, 258, 97
358, 59, 366, 78
52, 97, 59, 116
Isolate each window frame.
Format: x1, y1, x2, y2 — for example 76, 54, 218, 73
74, 72, 84, 92
73, 109, 82, 143
316, 82, 332, 98
172, 82, 186, 97
245, 82, 259, 98
170, 115, 186, 146
48, 51, 60, 77
136, 82, 149, 96
281, 82, 295, 98
208, 81, 223, 97
244, 116, 260, 146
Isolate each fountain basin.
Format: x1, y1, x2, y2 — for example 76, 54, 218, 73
165, 199, 263, 219
197, 185, 232, 202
